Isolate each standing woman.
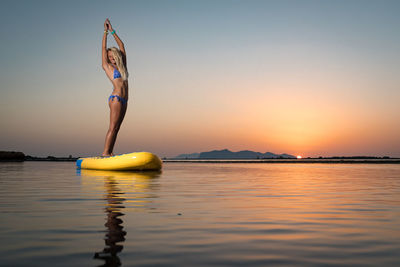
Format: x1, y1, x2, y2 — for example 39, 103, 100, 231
102, 18, 129, 156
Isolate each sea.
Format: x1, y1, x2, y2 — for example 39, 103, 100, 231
0, 161, 399, 266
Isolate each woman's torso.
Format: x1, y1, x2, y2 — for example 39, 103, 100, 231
109, 66, 129, 100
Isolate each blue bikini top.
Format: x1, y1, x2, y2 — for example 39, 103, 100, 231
113, 67, 122, 79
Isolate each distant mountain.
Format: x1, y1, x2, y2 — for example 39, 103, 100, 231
174, 152, 201, 159
173, 149, 295, 159
280, 153, 295, 158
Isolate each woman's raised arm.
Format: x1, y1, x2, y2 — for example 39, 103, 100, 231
106, 19, 127, 66
102, 19, 109, 70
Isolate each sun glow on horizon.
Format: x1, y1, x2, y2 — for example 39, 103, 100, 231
297, 155, 302, 159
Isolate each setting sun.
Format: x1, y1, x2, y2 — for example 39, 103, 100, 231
297, 155, 302, 159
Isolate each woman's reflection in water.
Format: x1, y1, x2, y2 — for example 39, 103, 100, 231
94, 175, 126, 266
79, 170, 160, 267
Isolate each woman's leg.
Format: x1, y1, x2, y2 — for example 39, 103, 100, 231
117, 103, 128, 127
102, 100, 127, 156
109, 104, 128, 155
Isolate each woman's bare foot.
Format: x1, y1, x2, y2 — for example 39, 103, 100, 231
101, 152, 115, 157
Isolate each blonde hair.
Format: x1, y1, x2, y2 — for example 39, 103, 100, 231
107, 47, 128, 81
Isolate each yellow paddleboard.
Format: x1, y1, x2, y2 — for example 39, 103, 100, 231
76, 152, 162, 171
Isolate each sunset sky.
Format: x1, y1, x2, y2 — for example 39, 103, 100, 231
1, 0, 399, 158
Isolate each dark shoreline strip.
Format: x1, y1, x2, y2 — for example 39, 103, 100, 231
163, 159, 400, 164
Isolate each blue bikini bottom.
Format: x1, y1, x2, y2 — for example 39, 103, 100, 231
108, 94, 127, 105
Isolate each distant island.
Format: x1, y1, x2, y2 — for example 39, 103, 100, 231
174, 149, 296, 159
0, 151, 77, 162
167, 150, 399, 164
0, 151, 25, 161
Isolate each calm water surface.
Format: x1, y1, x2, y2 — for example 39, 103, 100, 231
0, 162, 399, 266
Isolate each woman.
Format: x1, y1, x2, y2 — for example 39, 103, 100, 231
102, 18, 129, 156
